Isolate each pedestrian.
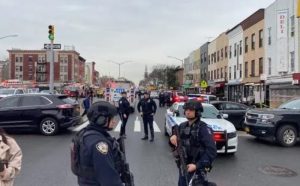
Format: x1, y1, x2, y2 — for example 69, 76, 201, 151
169, 100, 217, 186
137, 92, 157, 142
74, 101, 127, 186
0, 128, 22, 186
159, 90, 165, 107
81, 94, 91, 117
118, 91, 131, 138
75, 89, 79, 101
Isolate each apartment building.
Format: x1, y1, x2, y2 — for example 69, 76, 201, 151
265, 0, 300, 108
242, 9, 265, 104
200, 42, 209, 92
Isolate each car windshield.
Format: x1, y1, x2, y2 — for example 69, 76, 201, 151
278, 99, 300, 110
0, 89, 15, 95
178, 104, 220, 119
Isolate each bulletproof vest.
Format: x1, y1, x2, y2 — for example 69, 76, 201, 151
110, 138, 125, 174
141, 99, 153, 114
179, 120, 204, 163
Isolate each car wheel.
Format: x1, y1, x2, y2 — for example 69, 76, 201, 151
39, 117, 59, 136
276, 125, 297, 147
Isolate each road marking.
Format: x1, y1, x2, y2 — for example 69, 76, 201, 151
73, 120, 89, 132
134, 117, 141, 132
114, 121, 122, 132
153, 121, 161, 132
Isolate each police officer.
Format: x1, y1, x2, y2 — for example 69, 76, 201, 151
159, 90, 165, 107
77, 101, 124, 186
137, 91, 157, 142
118, 91, 131, 137
170, 100, 217, 186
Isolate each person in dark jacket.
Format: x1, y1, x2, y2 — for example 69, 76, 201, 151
159, 90, 165, 107
77, 101, 124, 186
81, 94, 91, 117
170, 100, 217, 186
137, 92, 157, 142
118, 91, 131, 137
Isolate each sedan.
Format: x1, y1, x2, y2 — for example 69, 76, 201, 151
0, 94, 81, 135
165, 102, 238, 154
211, 101, 250, 130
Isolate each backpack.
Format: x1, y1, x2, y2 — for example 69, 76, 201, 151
70, 128, 100, 178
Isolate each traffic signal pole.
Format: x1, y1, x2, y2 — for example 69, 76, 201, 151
49, 39, 54, 94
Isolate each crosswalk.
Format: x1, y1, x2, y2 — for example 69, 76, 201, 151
72, 117, 162, 133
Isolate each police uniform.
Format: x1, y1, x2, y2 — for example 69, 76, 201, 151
77, 101, 124, 186
137, 94, 157, 141
159, 92, 165, 107
118, 93, 131, 137
172, 100, 217, 186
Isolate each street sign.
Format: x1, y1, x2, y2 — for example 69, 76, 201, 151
200, 80, 208, 88
44, 43, 61, 49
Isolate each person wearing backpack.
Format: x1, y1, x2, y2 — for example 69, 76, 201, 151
0, 128, 22, 186
71, 101, 125, 186
81, 94, 91, 117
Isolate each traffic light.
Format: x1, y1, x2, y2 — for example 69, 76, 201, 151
48, 25, 55, 41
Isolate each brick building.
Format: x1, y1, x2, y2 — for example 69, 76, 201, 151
7, 49, 86, 86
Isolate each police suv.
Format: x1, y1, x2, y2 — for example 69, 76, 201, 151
165, 102, 238, 154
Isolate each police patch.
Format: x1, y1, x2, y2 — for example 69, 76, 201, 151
96, 142, 108, 155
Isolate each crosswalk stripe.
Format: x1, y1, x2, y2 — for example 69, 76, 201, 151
134, 118, 141, 132
114, 121, 122, 132
73, 120, 89, 132
153, 121, 161, 132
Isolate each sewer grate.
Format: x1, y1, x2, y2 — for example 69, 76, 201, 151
258, 165, 297, 177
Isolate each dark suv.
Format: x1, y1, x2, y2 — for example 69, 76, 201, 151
244, 98, 300, 147
0, 94, 81, 135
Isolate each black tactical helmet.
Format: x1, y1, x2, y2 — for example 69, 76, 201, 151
183, 100, 203, 117
87, 101, 118, 125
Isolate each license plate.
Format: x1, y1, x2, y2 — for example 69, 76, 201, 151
245, 127, 250, 133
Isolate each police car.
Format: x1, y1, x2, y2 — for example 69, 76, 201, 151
165, 102, 238, 154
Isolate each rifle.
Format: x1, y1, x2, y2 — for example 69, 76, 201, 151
117, 136, 135, 186
173, 126, 189, 186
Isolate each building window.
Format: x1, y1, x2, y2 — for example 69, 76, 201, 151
221, 49, 223, 60
290, 16, 295, 37
251, 60, 255, 76
245, 37, 248, 53
239, 40, 242, 55
214, 70, 216, 79
204, 52, 207, 62
268, 58, 272, 75
225, 66, 227, 80
221, 68, 223, 78
234, 43, 237, 57
234, 65, 236, 79
211, 71, 213, 80
229, 46, 232, 58
240, 64, 242, 78
251, 33, 255, 50
268, 27, 271, 45
29, 56, 33, 62
229, 67, 231, 80
214, 52, 216, 63
208, 55, 210, 64
291, 52, 295, 72
245, 62, 248, 78
20, 66, 23, 72
217, 69, 219, 79
259, 29, 263, 48
15, 57, 19, 63
259, 58, 263, 75
217, 51, 219, 62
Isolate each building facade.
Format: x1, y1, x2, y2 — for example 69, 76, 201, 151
200, 42, 209, 92
208, 38, 217, 94
7, 49, 86, 86
265, 0, 300, 108
0, 60, 9, 83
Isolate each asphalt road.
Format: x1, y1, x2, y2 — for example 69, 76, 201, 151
10, 100, 300, 186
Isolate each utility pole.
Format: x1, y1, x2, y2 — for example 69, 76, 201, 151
48, 25, 55, 93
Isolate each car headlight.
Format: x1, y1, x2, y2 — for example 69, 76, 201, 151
259, 114, 274, 120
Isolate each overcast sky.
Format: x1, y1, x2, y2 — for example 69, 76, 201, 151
0, 0, 275, 84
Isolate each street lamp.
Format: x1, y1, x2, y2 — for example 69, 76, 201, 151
0, 34, 18, 40
107, 60, 133, 79
167, 56, 184, 67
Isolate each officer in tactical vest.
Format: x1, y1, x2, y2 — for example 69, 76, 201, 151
170, 100, 217, 186
118, 91, 131, 138
77, 101, 124, 186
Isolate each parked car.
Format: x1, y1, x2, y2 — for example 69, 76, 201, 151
165, 102, 238, 154
211, 101, 250, 130
244, 98, 300, 147
40, 90, 59, 94
170, 91, 188, 104
187, 94, 217, 103
0, 88, 25, 99
0, 94, 80, 135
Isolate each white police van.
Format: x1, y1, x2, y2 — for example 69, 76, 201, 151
165, 102, 238, 154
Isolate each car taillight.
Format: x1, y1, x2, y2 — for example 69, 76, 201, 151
174, 97, 180, 102
196, 97, 204, 102
57, 104, 73, 109
213, 132, 225, 142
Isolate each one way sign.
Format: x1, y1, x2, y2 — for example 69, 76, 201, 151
44, 43, 61, 50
